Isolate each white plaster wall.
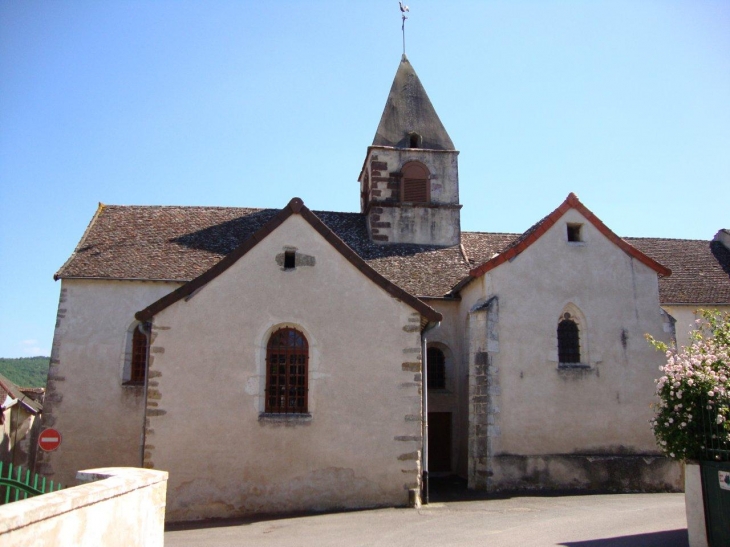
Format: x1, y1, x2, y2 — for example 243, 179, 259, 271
146, 214, 425, 521
41, 279, 179, 486
0, 467, 167, 547
663, 305, 730, 350
461, 208, 674, 458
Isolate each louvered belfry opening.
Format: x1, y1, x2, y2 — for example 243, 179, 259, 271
557, 316, 581, 364
401, 161, 429, 203
130, 326, 147, 383
266, 327, 309, 413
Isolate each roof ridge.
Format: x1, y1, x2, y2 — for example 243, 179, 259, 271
625, 236, 711, 243
136, 198, 442, 325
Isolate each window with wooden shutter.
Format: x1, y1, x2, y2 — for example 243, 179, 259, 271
401, 161, 430, 203
266, 327, 309, 413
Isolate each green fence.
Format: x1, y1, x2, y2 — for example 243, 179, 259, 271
0, 462, 62, 505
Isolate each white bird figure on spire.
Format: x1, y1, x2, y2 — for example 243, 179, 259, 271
400, 1, 409, 55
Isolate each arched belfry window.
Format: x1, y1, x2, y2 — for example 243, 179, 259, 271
266, 327, 309, 413
401, 161, 430, 204
427, 347, 446, 390
557, 313, 581, 364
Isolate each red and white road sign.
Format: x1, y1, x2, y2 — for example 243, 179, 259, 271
38, 428, 62, 452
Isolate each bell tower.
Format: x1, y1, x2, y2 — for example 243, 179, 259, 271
358, 54, 461, 246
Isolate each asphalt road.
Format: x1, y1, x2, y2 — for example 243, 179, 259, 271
165, 492, 688, 547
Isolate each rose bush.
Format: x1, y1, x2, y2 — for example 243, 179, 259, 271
647, 309, 730, 461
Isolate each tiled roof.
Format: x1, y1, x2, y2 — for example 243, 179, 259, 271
135, 199, 442, 324
627, 237, 730, 305
56, 204, 730, 304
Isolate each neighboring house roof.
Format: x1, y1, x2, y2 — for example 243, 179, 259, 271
0, 374, 43, 415
372, 55, 455, 151
135, 198, 442, 325
55, 197, 730, 306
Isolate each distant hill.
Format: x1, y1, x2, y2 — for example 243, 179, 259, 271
0, 356, 50, 388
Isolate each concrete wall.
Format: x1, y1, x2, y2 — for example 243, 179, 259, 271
0, 467, 167, 547
360, 147, 461, 246
462, 207, 681, 492
685, 462, 709, 547
144, 214, 425, 521
40, 280, 179, 486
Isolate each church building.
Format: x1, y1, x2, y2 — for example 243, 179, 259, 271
40, 55, 730, 521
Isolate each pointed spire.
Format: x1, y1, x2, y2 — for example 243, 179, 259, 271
372, 55, 454, 151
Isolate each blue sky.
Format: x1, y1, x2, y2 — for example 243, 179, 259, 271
1, 1, 728, 358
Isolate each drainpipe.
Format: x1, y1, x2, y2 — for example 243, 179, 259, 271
138, 321, 152, 467
421, 320, 440, 505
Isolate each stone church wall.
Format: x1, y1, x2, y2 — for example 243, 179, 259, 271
144, 214, 426, 521
461, 207, 682, 492
360, 147, 461, 246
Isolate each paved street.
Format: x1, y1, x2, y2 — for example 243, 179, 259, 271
165, 492, 688, 547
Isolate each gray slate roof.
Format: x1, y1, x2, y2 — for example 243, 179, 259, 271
56, 205, 730, 305
372, 55, 455, 151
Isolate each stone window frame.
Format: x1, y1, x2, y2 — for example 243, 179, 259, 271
556, 304, 590, 368
122, 322, 148, 386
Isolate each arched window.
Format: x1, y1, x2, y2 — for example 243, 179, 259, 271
557, 313, 581, 364
401, 161, 430, 203
266, 327, 309, 413
127, 324, 147, 385
427, 347, 446, 390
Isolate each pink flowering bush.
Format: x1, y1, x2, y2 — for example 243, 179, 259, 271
647, 310, 730, 461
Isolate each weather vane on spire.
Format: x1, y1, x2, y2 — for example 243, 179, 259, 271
399, 2, 410, 56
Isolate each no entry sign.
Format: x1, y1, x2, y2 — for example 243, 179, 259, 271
38, 428, 62, 452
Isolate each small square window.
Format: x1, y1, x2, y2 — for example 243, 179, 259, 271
284, 251, 296, 269
567, 223, 583, 242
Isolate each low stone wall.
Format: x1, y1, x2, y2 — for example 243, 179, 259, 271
0, 467, 167, 547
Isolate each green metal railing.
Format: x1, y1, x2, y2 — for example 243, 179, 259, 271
0, 462, 62, 505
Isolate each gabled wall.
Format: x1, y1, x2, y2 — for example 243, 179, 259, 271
461, 208, 681, 492
143, 214, 425, 521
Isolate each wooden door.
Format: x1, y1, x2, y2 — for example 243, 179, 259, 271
428, 412, 452, 473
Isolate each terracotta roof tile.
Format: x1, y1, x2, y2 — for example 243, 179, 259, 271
55, 205, 730, 304
627, 237, 730, 304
